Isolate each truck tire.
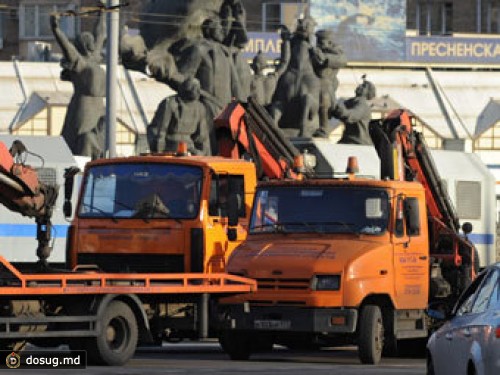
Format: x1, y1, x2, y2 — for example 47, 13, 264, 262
358, 304, 384, 364
219, 330, 252, 360
88, 300, 138, 366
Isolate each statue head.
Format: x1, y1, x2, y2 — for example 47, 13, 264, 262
251, 51, 267, 75
355, 76, 376, 100
75, 31, 95, 56
178, 77, 201, 101
201, 18, 224, 43
295, 16, 316, 40
315, 29, 337, 52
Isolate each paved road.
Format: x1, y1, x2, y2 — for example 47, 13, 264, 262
11, 342, 426, 374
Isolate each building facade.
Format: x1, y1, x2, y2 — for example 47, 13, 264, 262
0, 0, 498, 157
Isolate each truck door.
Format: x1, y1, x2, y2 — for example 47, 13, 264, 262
393, 194, 429, 309
206, 173, 247, 272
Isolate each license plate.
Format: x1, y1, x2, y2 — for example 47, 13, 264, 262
254, 319, 291, 330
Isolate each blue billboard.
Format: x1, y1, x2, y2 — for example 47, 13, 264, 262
407, 36, 500, 64
310, 0, 406, 61
244, 32, 282, 60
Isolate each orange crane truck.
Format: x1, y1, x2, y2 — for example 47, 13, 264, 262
217, 109, 478, 364
0, 140, 257, 365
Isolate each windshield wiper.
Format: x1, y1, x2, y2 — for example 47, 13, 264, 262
298, 221, 358, 234
251, 223, 289, 234
113, 199, 134, 211
81, 203, 118, 223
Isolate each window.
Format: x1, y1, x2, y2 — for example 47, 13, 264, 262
455, 271, 487, 316
250, 187, 389, 235
20, 3, 75, 39
456, 181, 481, 220
79, 163, 203, 220
442, 2, 453, 35
490, 5, 500, 33
13, 108, 49, 136
471, 270, 499, 313
262, 3, 280, 32
474, 123, 500, 151
416, 1, 453, 36
209, 174, 245, 218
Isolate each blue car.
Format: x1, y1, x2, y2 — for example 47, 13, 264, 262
427, 263, 500, 375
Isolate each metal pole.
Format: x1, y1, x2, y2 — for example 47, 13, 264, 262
477, 0, 482, 33
105, 0, 119, 158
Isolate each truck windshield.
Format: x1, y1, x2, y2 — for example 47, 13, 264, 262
79, 163, 203, 220
250, 186, 389, 235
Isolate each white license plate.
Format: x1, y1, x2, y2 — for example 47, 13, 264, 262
254, 319, 291, 330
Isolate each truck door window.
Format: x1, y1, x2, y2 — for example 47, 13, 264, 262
209, 174, 245, 218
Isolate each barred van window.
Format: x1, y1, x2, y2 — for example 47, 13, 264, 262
456, 181, 481, 220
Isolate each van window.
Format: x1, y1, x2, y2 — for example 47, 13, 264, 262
456, 181, 481, 220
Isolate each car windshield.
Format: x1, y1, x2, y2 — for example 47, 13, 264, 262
79, 163, 203, 220
249, 186, 389, 235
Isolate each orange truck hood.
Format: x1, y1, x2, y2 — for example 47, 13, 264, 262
227, 234, 391, 279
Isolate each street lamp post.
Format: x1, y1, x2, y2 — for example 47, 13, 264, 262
105, 0, 119, 158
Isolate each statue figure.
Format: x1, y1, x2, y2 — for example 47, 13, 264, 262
311, 29, 347, 138
220, 0, 252, 100
269, 16, 322, 137
250, 27, 291, 107
147, 78, 209, 156
250, 51, 274, 106
51, 13, 106, 159
332, 76, 376, 145
123, 15, 244, 153
220, 0, 248, 48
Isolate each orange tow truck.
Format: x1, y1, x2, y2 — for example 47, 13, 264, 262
0, 140, 257, 365
218, 109, 477, 364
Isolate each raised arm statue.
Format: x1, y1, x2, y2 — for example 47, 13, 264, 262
331, 76, 376, 145
51, 13, 107, 159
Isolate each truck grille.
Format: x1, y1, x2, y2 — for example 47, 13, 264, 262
256, 278, 311, 291
77, 254, 184, 273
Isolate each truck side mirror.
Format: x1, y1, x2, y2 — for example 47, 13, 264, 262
462, 222, 473, 235
404, 197, 420, 236
63, 167, 80, 218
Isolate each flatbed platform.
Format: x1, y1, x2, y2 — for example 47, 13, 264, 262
0, 256, 257, 296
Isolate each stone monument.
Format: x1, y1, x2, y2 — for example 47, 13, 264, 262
51, 12, 106, 159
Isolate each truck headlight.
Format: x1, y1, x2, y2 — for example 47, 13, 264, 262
312, 275, 341, 291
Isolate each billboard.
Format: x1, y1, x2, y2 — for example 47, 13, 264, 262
311, 0, 406, 61
407, 36, 500, 64
244, 32, 282, 60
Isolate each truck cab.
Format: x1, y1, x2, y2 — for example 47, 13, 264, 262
219, 177, 452, 363
67, 154, 256, 274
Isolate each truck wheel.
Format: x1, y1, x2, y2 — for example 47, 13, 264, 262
358, 304, 384, 364
88, 301, 138, 366
219, 330, 252, 360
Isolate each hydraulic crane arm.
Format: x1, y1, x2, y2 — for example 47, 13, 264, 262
214, 97, 310, 180
371, 109, 475, 275
0, 141, 59, 266
377, 110, 460, 231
